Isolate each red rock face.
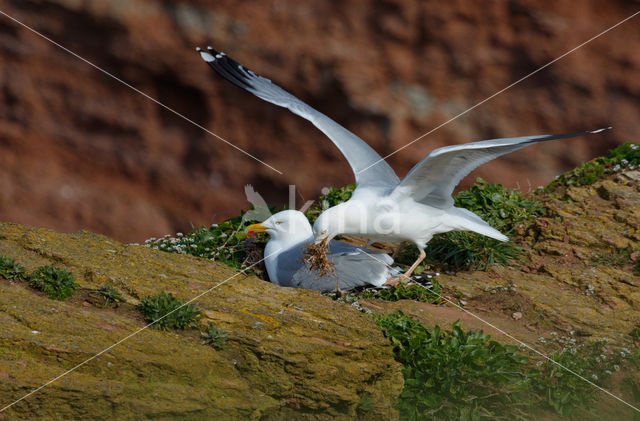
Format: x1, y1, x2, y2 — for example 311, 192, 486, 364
0, 1, 638, 242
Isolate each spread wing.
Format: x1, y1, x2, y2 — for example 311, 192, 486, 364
197, 47, 399, 187
392, 128, 610, 208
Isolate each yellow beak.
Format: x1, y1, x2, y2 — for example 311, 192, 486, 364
246, 222, 268, 234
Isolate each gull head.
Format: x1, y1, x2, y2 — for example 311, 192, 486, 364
246, 210, 311, 242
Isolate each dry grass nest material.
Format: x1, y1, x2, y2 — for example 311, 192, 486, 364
303, 238, 335, 278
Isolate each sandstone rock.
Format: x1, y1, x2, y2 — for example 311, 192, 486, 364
0, 223, 403, 419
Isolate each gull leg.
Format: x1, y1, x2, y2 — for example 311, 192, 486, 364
404, 249, 426, 277
385, 249, 426, 286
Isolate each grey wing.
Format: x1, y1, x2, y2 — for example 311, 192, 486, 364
292, 249, 393, 292
198, 47, 399, 187
393, 128, 610, 209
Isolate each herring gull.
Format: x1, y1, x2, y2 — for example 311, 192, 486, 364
197, 46, 610, 282
246, 210, 399, 291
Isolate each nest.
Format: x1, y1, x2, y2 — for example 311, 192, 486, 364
302, 238, 335, 278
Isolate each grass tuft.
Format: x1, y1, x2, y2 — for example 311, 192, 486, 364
137, 292, 201, 330
0, 255, 26, 281
28, 266, 79, 300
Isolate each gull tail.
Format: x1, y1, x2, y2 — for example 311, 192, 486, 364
449, 207, 509, 242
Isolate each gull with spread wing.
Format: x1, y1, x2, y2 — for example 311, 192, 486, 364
197, 46, 609, 282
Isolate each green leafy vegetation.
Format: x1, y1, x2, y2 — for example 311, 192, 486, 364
144, 214, 266, 273
375, 281, 443, 304
0, 254, 26, 281
376, 312, 529, 420
357, 391, 373, 415
635, 258, 640, 276
201, 323, 228, 350
305, 184, 355, 223
98, 284, 122, 307
375, 312, 640, 420
530, 333, 638, 416
546, 142, 640, 191
28, 266, 79, 300
137, 292, 201, 330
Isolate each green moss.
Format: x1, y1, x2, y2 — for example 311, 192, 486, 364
28, 266, 79, 300
137, 292, 201, 330
546, 142, 640, 191
0, 254, 26, 281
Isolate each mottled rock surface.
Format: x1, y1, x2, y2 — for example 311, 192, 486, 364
0, 223, 403, 420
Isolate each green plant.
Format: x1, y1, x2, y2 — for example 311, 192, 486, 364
145, 214, 266, 272
357, 391, 373, 415
201, 323, 228, 350
137, 292, 201, 330
376, 281, 443, 305
28, 266, 79, 300
305, 184, 356, 222
546, 142, 640, 191
528, 332, 639, 416
375, 312, 529, 420
0, 255, 26, 281
454, 178, 545, 231
635, 258, 640, 276
98, 285, 122, 307
631, 326, 640, 343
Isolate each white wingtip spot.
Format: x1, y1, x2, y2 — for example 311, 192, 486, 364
200, 51, 215, 62
592, 126, 612, 133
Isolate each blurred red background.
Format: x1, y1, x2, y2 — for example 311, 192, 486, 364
0, 0, 638, 242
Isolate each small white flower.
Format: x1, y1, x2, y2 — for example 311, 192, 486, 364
614, 365, 620, 371
177, 232, 183, 237
592, 374, 598, 381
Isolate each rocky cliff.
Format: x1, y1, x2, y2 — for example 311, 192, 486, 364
0, 0, 638, 242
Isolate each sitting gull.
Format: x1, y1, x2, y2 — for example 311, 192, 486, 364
246, 210, 399, 292
197, 46, 609, 281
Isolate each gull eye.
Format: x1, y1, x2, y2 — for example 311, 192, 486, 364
275, 221, 282, 225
